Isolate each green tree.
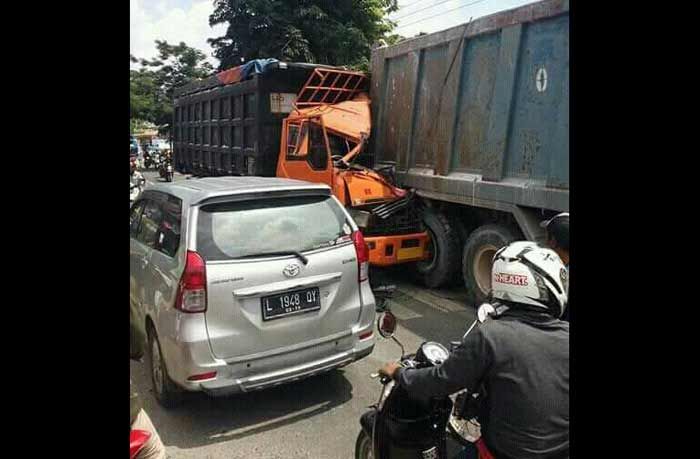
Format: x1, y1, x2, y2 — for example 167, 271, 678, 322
130, 41, 214, 135
208, 0, 398, 71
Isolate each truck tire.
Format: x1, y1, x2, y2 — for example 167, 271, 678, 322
446, 213, 476, 285
414, 209, 461, 288
462, 224, 518, 305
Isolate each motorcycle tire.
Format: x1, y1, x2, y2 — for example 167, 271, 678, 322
166, 173, 173, 182
355, 430, 373, 459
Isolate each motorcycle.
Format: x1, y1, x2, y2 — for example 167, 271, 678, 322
159, 155, 174, 182
355, 296, 497, 459
143, 151, 153, 170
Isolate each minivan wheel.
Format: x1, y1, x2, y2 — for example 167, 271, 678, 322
462, 224, 518, 306
355, 430, 373, 459
148, 330, 182, 408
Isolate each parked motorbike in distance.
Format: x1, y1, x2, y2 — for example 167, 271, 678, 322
356, 299, 496, 459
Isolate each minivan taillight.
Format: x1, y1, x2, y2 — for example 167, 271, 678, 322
351, 231, 369, 282
175, 250, 207, 313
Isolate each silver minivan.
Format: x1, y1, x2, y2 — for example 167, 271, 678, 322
130, 177, 376, 406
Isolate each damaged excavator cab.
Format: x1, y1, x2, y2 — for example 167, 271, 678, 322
276, 68, 430, 268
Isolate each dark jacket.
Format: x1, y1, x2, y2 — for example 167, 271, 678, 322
395, 308, 569, 459
130, 300, 147, 427
562, 263, 570, 322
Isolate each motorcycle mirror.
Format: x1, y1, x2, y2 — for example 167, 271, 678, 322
377, 311, 397, 338
477, 303, 496, 323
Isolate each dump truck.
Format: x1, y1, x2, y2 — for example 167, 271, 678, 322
368, 0, 569, 302
172, 60, 430, 268
172, 0, 568, 303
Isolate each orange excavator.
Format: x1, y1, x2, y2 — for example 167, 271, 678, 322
275, 68, 430, 267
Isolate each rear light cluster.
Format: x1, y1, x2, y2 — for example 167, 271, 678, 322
175, 250, 207, 313
187, 371, 217, 381
359, 330, 373, 340
351, 231, 370, 282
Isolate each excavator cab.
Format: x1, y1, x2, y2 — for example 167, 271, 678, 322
276, 68, 430, 267
280, 116, 333, 189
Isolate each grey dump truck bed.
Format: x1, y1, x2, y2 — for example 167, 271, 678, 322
172, 61, 342, 178
369, 0, 569, 217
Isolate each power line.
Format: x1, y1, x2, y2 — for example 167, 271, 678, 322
398, 0, 429, 9
391, 0, 454, 21
394, 0, 490, 31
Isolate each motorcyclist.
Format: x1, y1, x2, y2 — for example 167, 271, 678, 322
379, 241, 569, 459
162, 150, 172, 169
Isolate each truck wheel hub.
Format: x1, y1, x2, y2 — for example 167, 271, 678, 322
473, 244, 497, 295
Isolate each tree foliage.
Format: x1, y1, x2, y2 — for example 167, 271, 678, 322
208, 0, 398, 71
130, 41, 214, 135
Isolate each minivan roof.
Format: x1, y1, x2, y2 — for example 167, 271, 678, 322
145, 176, 331, 206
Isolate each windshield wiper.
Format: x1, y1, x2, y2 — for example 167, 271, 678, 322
236, 250, 309, 265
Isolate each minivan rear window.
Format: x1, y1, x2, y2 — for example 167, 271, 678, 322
196, 195, 352, 261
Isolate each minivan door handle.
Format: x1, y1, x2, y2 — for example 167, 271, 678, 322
233, 272, 342, 298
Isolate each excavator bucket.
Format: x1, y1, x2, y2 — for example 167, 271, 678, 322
294, 68, 369, 109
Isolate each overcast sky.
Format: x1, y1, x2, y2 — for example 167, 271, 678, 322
130, 0, 538, 68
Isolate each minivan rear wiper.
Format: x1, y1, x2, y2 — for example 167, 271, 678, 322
236, 251, 309, 265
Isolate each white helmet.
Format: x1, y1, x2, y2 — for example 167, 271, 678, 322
491, 241, 568, 318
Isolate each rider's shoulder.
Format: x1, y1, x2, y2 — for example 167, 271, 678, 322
475, 314, 525, 342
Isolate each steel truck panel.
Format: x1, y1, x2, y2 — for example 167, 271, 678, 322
369, 0, 569, 212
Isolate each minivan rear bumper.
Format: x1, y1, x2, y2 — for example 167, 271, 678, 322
200, 343, 374, 396
164, 320, 376, 395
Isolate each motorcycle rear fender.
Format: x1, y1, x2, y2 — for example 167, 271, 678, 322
360, 410, 375, 435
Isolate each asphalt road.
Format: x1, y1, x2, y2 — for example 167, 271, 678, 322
132, 169, 477, 458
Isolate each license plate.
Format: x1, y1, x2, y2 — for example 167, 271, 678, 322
261, 287, 321, 321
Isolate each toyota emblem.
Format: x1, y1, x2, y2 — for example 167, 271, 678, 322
283, 264, 301, 278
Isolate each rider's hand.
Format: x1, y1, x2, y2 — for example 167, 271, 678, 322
378, 362, 401, 380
